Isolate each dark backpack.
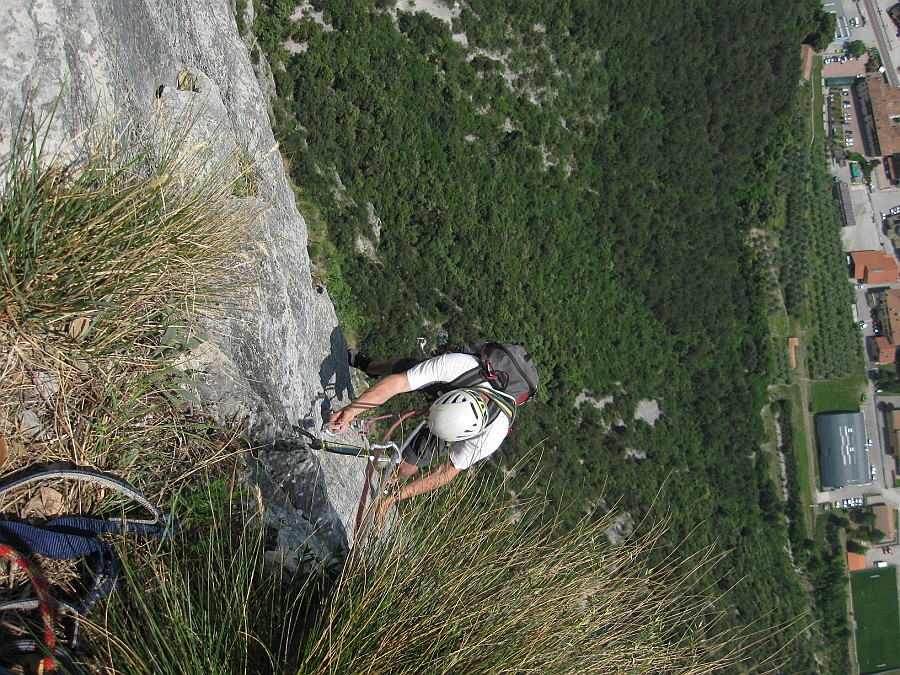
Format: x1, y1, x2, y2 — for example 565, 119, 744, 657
446, 343, 538, 425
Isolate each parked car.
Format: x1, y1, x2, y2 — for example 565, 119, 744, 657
844, 102, 852, 108
875, 561, 888, 568
860, 321, 868, 329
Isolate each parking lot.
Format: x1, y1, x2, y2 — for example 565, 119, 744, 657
827, 84, 864, 153
837, 162, 891, 253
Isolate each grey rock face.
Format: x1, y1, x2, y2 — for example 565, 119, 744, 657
0, 0, 362, 571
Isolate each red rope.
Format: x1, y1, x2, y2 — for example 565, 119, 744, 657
0, 543, 57, 673
353, 407, 427, 532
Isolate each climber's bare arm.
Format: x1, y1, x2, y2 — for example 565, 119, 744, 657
327, 373, 412, 432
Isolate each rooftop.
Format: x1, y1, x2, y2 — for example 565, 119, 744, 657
872, 504, 897, 543
887, 289, 900, 342
866, 73, 900, 156
851, 250, 899, 284
815, 412, 869, 488
848, 551, 868, 571
876, 336, 896, 365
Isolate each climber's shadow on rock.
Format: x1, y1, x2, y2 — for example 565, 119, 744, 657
254, 438, 349, 573
317, 327, 353, 422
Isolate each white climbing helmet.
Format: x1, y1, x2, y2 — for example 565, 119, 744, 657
428, 388, 489, 442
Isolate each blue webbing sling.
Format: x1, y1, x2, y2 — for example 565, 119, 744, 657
0, 469, 178, 664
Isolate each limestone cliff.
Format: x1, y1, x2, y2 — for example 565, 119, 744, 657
0, 0, 361, 571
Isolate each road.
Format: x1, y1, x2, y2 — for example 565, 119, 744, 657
862, 0, 900, 87
815, 279, 900, 513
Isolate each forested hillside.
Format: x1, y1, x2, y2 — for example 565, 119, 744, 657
254, 0, 830, 668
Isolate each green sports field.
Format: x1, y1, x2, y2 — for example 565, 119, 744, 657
851, 567, 900, 674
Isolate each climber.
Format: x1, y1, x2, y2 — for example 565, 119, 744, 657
327, 345, 537, 515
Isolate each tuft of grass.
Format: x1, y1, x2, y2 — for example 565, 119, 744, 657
0, 104, 258, 356
296, 470, 773, 675
76, 464, 801, 674
0, 103, 260, 476
88, 479, 316, 675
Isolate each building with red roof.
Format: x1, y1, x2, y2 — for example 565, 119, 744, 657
851, 251, 899, 284
885, 289, 900, 344
875, 336, 897, 365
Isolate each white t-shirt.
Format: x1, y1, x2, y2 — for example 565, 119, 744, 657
405, 353, 510, 470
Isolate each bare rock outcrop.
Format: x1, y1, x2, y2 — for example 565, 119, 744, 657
0, 0, 361, 571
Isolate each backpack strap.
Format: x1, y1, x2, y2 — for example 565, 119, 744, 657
446, 365, 489, 390
471, 386, 517, 427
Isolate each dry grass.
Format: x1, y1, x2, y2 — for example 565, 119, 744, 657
0, 106, 261, 658
296, 469, 775, 675
0, 105, 259, 479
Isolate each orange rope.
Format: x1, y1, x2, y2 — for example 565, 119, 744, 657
0, 543, 57, 673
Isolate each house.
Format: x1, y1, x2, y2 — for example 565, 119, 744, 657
851, 251, 899, 285
884, 153, 900, 185
887, 408, 900, 472
875, 336, 896, 365
884, 289, 900, 344
862, 73, 900, 156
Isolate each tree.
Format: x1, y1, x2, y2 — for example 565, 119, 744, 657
846, 539, 867, 555
849, 507, 877, 527
864, 527, 886, 542
848, 40, 867, 58
804, 8, 837, 51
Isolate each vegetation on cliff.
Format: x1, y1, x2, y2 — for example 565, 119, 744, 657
253, 0, 831, 669
0, 105, 753, 671
100, 469, 769, 674
0, 111, 256, 669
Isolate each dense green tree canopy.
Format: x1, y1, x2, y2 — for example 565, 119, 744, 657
255, 0, 826, 668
